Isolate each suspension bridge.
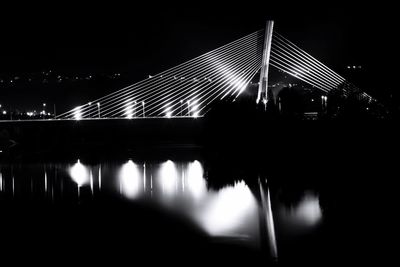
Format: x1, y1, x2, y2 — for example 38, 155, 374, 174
8, 21, 376, 121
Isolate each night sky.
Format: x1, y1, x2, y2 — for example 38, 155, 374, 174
0, 2, 396, 110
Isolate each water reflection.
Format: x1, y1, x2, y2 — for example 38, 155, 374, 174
119, 160, 141, 199
186, 160, 206, 200
158, 160, 179, 196
278, 192, 323, 231
259, 180, 278, 259
199, 181, 258, 236
0, 159, 325, 262
69, 160, 90, 187
0, 171, 3, 192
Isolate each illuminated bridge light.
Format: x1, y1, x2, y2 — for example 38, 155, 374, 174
125, 100, 134, 119
191, 104, 199, 118
165, 105, 172, 118
54, 27, 368, 121
74, 106, 82, 120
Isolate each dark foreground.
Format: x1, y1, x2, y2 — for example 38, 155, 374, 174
1, 117, 399, 265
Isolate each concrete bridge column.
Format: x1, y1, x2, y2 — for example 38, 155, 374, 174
257, 20, 275, 109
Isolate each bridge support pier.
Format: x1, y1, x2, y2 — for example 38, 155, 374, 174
257, 20, 275, 110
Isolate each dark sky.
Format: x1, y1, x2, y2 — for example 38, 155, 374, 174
0, 1, 396, 109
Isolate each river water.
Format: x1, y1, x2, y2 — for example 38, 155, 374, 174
0, 157, 331, 265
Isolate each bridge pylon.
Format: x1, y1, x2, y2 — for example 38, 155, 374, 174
256, 20, 275, 109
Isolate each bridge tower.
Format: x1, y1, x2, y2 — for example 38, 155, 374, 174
256, 20, 275, 108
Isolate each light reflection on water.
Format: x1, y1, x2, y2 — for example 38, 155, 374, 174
278, 192, 323, 233
0, 159, 324, 259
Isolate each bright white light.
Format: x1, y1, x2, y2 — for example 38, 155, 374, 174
190, 103, 200, 118
69, 160, 90, 187
2, 111, 6, 115
74, 106, 82, 120
282, 193, 322, 227
159, 160, 178, 196
125, 100, 134, 119
186, 161, 206, 199
119, 160, 141, 199
191, 105, 199, 112
200, 181, 257, 236
296, 194, 322, 225
165, 106, 172, 118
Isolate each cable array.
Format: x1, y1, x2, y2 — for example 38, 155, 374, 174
57, 30, 264, 119
57, 28, 374, 120
270, 32, 373, 102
